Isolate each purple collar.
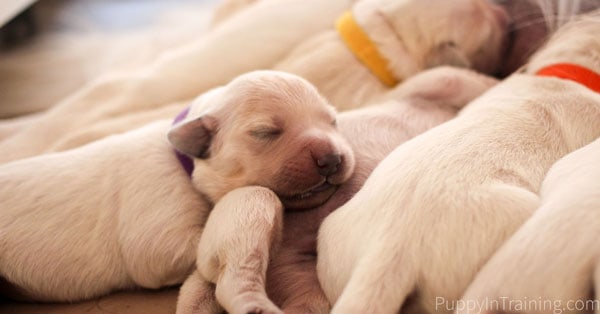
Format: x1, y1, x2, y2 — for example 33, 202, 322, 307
172, 106, 195, 177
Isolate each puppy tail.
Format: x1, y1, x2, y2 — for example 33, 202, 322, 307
330, 245, 417, 314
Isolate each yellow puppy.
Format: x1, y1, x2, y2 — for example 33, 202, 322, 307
0, 71, 354, 302
175, 66, 498, 314
317, 12, 600, 314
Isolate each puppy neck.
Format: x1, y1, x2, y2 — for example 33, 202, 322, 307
336, 10, 399, 87
536, 63, 600, 93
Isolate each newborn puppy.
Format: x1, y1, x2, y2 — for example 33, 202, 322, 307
456, 15, 600, 314
0, 71, 354, 302
176, 66, 498, 314
0, 0, 508, 164
32, 0, 510, 157
274, 0, 509, 110
317, 12, 600, 314
457, 140, 600, 314
0, 0, 352, 163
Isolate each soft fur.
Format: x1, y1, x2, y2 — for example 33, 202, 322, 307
175, 66, 498, 314
316, 12, 600, 314
273, 0, 508, 111
456, 138, 600, 314
210, 0, 263, 26
0, 0, 508, 164
0, 0, 353, 163
0, 71, 355, 302
456, 15, 600, 314
58, 0, 507, 154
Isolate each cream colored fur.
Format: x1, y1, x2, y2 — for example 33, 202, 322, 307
210, 0, 262, 26
273, 0, 508, 111
0, 0, 507, 164
175, 66, 498, 314
0, 0, 352, 163
0, 71, 355, 302
52, 0, 506, 156
316, 12, 600, 314
455, 14, 600, 314
456, 138, 600, 314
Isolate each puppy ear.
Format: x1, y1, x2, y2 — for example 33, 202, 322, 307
425, 41, 471, 69
168, 115, 218, 159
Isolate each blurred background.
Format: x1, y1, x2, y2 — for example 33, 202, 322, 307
0, 0, 219, 118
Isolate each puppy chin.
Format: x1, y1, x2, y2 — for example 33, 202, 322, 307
279, 183, 338, 210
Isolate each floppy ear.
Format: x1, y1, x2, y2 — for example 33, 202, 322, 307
168, 115, 218, 159
425, 41, 471, 69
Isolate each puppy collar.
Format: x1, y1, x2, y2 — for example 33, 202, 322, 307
536, 63, 600, 93
336, 11, 399, 87
172, 106, 195, 177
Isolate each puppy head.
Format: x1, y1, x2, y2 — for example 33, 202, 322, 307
354, 0, 509, 77
523, 12, 600, 74
169, 70, 355, 210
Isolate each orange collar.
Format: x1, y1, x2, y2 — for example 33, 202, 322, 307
536, 63, 600, 93
336, 11, 399, 87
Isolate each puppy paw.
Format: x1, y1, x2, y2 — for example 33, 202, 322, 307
230, 293, 283, 314
241, 302, 283, 314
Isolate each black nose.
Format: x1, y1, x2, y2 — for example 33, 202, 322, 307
317, 153, 342, 177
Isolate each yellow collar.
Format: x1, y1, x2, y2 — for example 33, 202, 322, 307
336, 11, 399, 87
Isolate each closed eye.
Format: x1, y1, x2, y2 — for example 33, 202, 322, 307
249, 127, 282, 140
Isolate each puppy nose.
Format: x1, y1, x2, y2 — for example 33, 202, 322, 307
317, 153, 342, 177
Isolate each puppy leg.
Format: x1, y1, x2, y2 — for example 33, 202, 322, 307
383, 66, 498, 110
197, 186, 284, 314
330, 245, 417, 314
177, 270, 222, 314
330, 183, 538, 314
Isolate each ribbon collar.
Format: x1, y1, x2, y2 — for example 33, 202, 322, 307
172, 106, 195, 177
336, 11, 399, 87
536, 63, 600, 93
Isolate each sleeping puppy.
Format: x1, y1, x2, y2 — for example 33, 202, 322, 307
273, 0, 508, 111
456, 16, 600, 314
0, 71, 355, 302
43, 0, 508, 156
0, 0, 508, 164
175, 66, 498, 314
317, 12, 600, 314
0, 0, 353, 164
456, 139, 600, 314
